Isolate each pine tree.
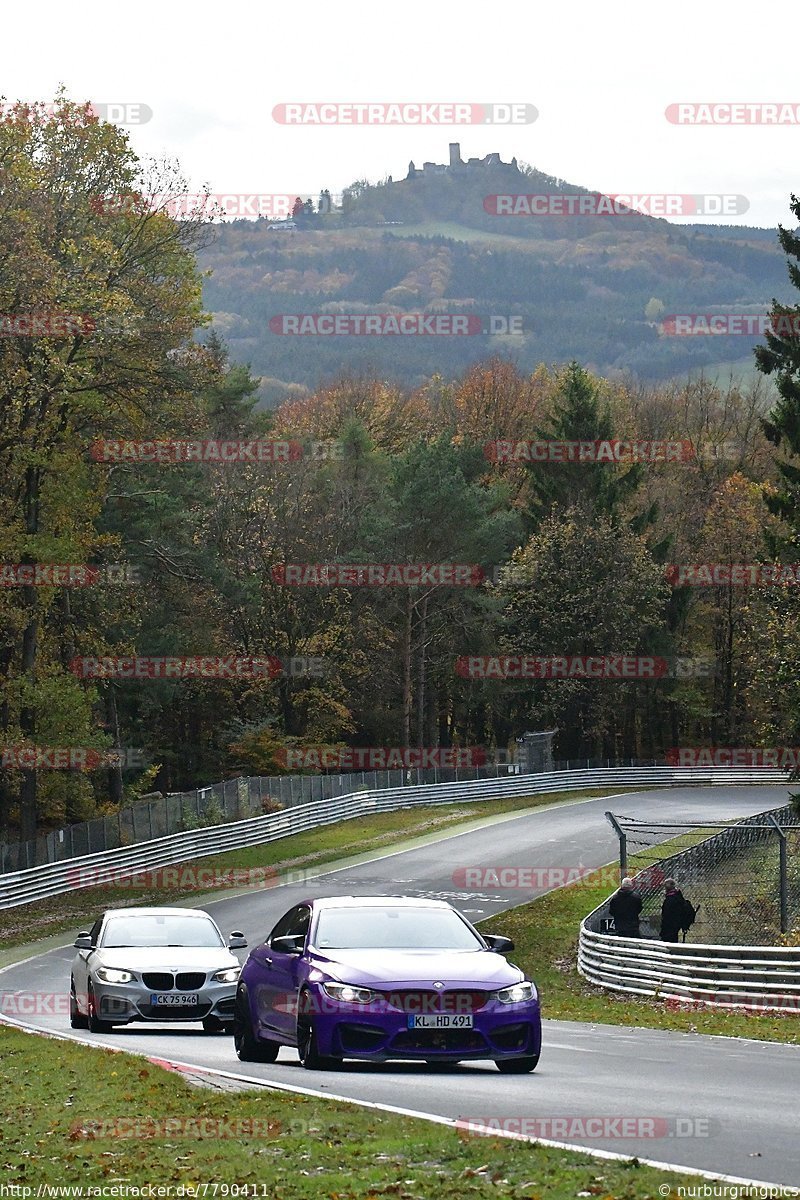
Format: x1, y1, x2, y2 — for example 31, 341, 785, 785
523, 362, 650, 530
756, 193, 800, 544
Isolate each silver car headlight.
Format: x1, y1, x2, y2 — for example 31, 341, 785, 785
95, 967, 134, 984
211, 967, 241, 984
495, 981, 535, 1004
321, 982, 376, 1004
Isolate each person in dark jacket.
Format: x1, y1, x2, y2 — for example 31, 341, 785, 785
660, 878, 689, 942
609, 877, 642, 936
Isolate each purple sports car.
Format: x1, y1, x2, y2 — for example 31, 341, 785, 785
233, 896, 541, 1072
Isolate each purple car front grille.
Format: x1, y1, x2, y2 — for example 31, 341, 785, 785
391, 1028, 487, 1053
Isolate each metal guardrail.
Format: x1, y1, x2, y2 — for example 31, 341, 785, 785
578, 798, 800, 1012
0, 765, 790, 912
2, 749, 620, 873
1, 731, 557, 873
578, 927, 800, 1012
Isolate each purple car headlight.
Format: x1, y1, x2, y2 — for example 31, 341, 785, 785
494, 982, 536, 1004
321, 982, 378, 1005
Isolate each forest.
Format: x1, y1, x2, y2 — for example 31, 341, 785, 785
3, 98, 800, 842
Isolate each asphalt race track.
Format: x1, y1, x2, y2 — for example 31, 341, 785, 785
3, 786, 799, 1187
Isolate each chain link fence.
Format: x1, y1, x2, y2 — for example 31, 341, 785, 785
3, 734, 601, 872
603, 803, 800, 945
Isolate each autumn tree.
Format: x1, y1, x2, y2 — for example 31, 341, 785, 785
425, 358, 546, 455
686, 475, 772, 743
497, 508, 668, 757
0, 95, 210, 838
352, 436, 522, 748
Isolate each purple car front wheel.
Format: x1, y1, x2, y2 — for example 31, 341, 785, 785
495, 1049, 540, 1073
233, 987, 279, 1063
297, 992, 343, 1071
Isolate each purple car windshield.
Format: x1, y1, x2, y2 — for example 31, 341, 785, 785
314, 907, 483, 950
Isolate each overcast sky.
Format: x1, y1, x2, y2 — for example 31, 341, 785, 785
3, 0, 797, 228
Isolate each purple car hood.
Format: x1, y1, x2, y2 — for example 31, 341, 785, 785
310, 947, 524, 988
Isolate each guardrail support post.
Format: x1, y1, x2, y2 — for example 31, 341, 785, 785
768, 815, 789, 934
604, 811, 627, 880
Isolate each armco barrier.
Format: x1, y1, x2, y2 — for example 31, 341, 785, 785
0, 766, 790, 912
578, 926, 800, 1012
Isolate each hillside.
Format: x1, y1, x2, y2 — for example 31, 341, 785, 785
197, 152, 792, 401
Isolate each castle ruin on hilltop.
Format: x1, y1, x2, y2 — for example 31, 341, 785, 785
405, 142, 518, 180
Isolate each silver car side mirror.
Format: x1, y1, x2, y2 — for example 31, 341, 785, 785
228, 932, 247, 949
74, 933, 93, 949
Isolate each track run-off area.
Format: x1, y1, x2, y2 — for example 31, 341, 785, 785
2, 786, 799, 1189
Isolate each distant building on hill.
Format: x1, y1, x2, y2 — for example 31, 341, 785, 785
405, 142, 518, 181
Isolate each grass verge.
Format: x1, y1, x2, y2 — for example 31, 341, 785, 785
0, 1024, 733, 1196
0, 788, 635, 953
478, 844, 800, 1045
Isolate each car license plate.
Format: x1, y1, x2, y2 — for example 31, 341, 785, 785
150, 993, 199, 1006
408, 1014, 474, 1029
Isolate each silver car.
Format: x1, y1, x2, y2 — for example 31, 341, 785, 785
70, 907, 247, 1033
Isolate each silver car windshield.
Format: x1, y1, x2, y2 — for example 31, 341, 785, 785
314, 907, 483, 950
101, 914, 225, 948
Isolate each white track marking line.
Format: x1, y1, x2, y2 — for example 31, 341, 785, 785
0, 1013, 792, 1191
